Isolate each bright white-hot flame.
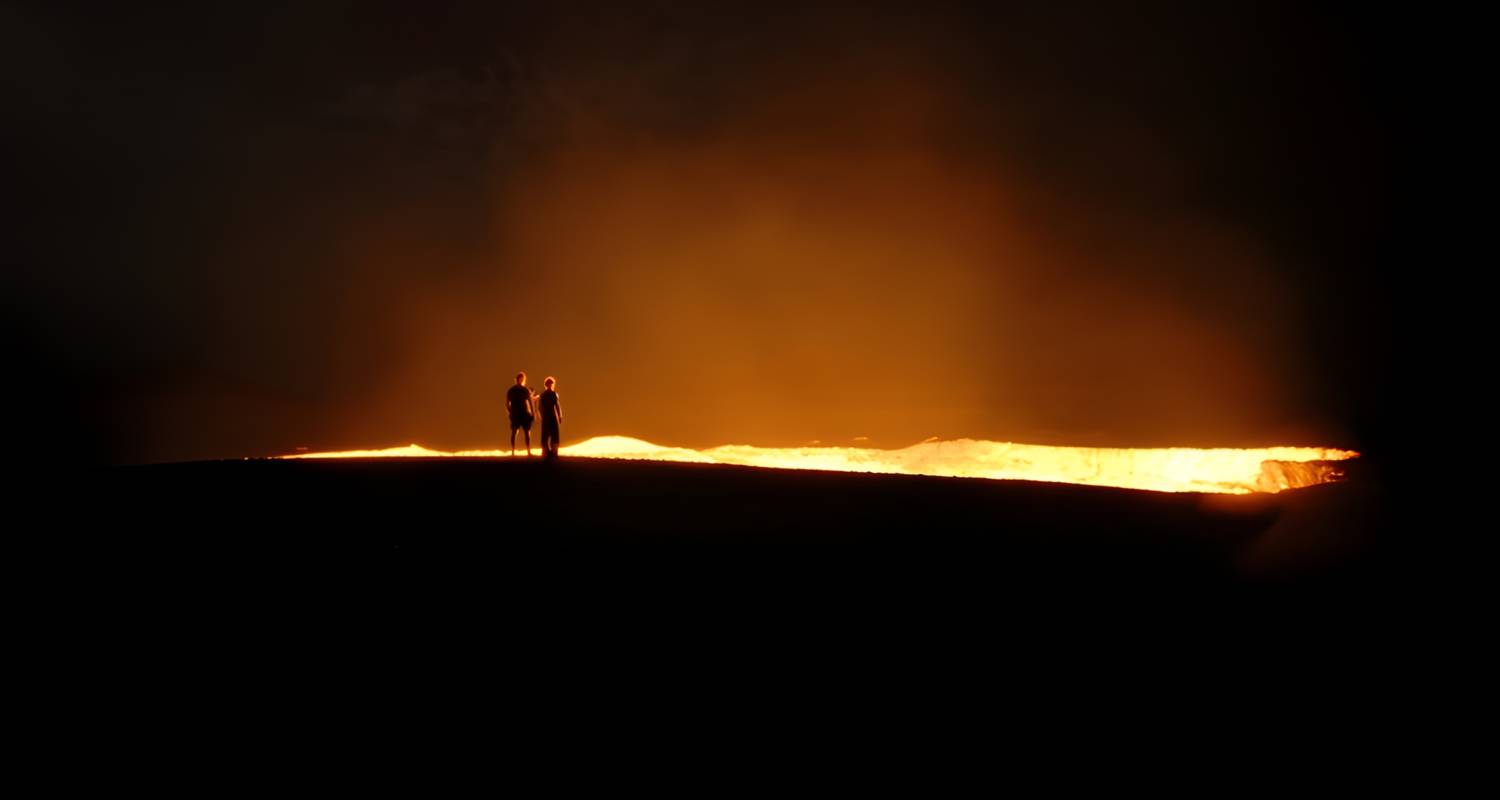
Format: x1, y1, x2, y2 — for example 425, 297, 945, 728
282, 435, 1358, 494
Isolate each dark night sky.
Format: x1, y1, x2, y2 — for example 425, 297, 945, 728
4, 2, 1391, 465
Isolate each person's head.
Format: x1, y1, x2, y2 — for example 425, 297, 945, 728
515, 371, 526, 385
544, 376, 555, 389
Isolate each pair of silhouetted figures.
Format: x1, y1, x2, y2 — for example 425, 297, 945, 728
505, 371, 562, 458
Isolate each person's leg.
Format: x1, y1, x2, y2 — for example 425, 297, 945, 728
524, 427, 532, 456
510, 426, 517, 455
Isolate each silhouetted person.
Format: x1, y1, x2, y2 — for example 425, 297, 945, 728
538, 376, 562, 458
505, 371, 535, 456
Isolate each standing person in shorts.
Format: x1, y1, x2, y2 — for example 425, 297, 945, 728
538, 376, 562, 459
505, 371, 536, 456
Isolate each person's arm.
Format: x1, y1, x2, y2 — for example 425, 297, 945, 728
505, 392, 512, 415
555, 395, 562, 424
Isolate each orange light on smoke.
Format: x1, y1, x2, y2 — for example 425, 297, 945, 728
282, 436, 1357, 494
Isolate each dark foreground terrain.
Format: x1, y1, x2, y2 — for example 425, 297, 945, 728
39, 457, 1398, 723
72, 455, 1384, 601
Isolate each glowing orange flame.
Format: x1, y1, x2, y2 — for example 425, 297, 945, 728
282, 436, 1357, 494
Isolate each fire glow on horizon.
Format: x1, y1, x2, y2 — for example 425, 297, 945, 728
281, 436, 1357, 494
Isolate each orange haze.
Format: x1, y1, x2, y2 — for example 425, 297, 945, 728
330, 63, 1332, 456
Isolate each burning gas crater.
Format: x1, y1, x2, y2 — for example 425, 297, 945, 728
283, 436, 1357, 494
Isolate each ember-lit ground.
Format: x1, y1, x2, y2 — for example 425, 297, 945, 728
285, 436, 1358, 494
